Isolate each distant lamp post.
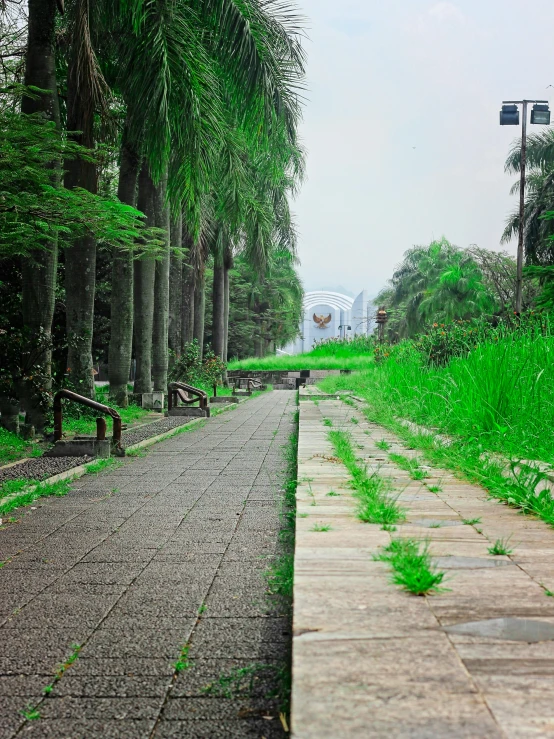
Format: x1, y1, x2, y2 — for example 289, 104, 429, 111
338, 324, 351, 339
499, 99, 551, 313
376, 307, 388, 343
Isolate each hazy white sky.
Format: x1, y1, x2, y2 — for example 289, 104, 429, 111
295, 0, 554, 297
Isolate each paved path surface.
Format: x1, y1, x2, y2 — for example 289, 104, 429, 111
0, 391, 295, 739
292, 399, 554, 738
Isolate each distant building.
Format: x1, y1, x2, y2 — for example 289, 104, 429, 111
282, 290, 373, 355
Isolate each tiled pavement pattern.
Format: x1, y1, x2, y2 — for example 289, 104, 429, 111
292, 399, 554, 738
0, 391, 295, 739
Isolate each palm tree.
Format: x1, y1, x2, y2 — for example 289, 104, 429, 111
105, 0, 305, 401
18, 0, 63, 431
377, 238, 494, 338
503, 129, 554, 265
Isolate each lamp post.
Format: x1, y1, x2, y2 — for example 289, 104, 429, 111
500, 100, 551, 314
375, 307, 388, 343
338, 324, 351, 339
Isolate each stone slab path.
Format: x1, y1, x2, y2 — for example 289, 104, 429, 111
292, 399, 554, 738
0, 391, 295, 739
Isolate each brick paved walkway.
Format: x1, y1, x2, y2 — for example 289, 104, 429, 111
0, 392, 295, 739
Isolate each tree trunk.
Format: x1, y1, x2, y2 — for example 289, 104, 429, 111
181, 249, 195, 349
168, 211, 183, 359
212, 258, 225, 360
19, 0, 61, 433
152, 173, 170, 392
193, 270, 206, 359
133, 163, 156, 394
223, 248, 233, 363
64, 0, 97, 399
108, 119, 140, 407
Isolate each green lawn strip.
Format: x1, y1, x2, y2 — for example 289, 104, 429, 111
328, 429, 405, 525
375, 538, 447, 596
0, 428, 43, 467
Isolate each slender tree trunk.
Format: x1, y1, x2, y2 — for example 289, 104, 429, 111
168, 211, 183, 359
133, 163, 156, 394
152, 172, 170, 392
193, 270, 206, 359
181, 229, 195, 348
64, 0, 97, 399
212, 257, 225, 360
19, 0, 61, 433
223, 248, 233, 363
108, 119, 140, 407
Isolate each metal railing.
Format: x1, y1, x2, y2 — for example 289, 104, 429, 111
53, 389, 124, 454
233, 377, 265, 394
168, 382, 209, 414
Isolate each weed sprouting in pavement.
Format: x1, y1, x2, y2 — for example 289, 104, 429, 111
20, 705, 40, 721
174, 644, 193, 673
329, 430, 405, 525
323, 418, 333, 427
376, 439, 391, 451
376, 539, 446, 595
326, 490, 340, 497
427, 484, 442, 493
488, 537, 514, 556
462, 518, 481, 526
311, 523, 332, 532
389, 453, 429, 481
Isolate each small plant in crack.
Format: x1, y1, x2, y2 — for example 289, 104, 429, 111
350, 416, 359, 425
376, 538, 446, 595
174, 644, 193, 672
429, 523, 442, 529
202, 663, 270, 699
21, 704, 40, 721
376, 439, 391, 451
381, 524, 397, 532
488, 537, 514, 556
462, 518, 481, 526
298, 512, 309, 518
326, 490, 340, 497
198, 601, 207, 615
389, 453, 429, 481
323, 418, 333, 427
427, 485, 442, 493
545, 589, 554, 597
311, 523, 332, 532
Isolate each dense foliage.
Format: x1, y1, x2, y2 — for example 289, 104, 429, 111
0, 0, 306, 435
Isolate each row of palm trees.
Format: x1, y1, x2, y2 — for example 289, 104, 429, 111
3, 0, 306, 432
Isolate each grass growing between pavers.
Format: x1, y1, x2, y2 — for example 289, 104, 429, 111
19, 643, 83, 724
388, 453, 429, 481
375, 539, 447, 596
328, 429, 405, 526
320, 374, 554, 534
488, 537, 514, 556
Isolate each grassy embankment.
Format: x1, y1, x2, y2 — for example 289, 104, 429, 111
229, 336, 375, 372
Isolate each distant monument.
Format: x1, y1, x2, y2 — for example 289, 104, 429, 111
282, 290, 373, 355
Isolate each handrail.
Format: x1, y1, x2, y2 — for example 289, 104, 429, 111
53, 389, 123, 453
233, 377, 264, 394
168, 382, 209, 412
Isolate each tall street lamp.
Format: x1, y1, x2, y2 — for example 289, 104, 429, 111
500, 99, 551, 313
